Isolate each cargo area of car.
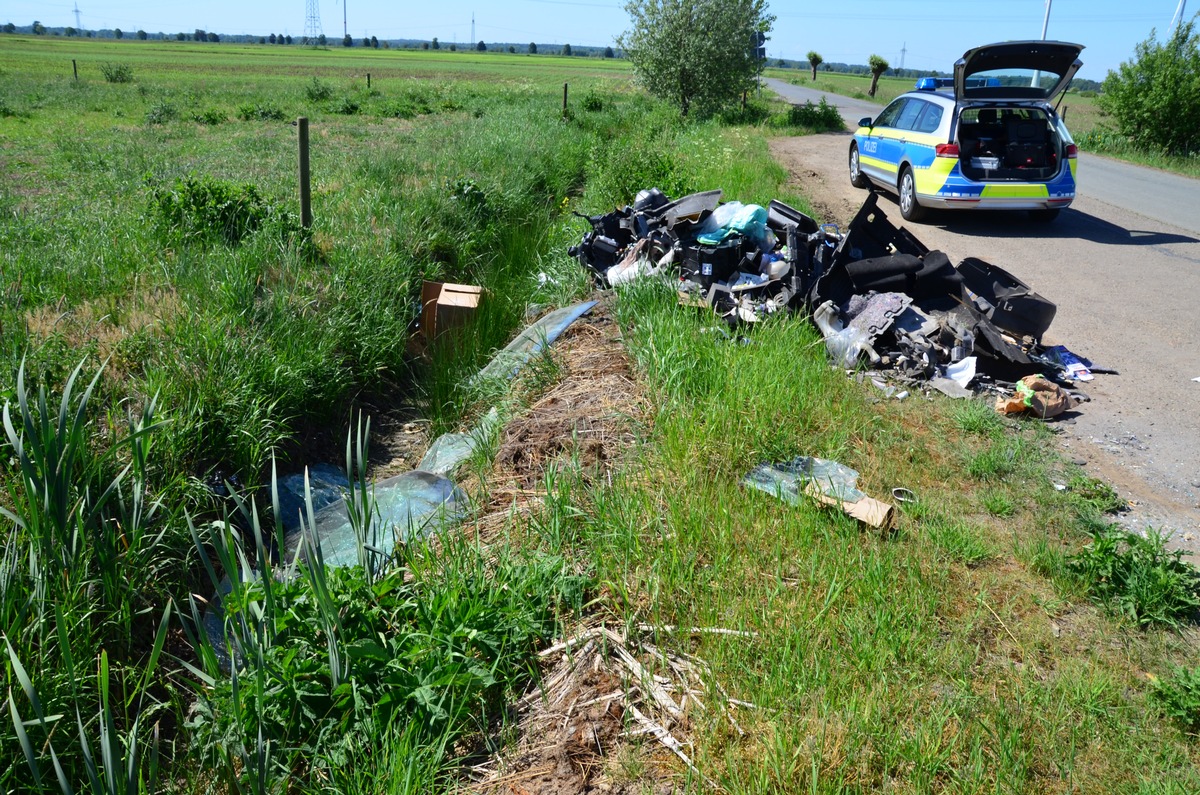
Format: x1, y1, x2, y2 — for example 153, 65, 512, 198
956, 106, 1065, 182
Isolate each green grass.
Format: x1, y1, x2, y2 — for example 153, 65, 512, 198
5, 35, 1200, 795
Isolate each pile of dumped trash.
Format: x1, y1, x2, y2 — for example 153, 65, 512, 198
570, 188, 1103, 416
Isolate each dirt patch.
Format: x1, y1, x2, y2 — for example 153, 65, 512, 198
492, 302, 646, 491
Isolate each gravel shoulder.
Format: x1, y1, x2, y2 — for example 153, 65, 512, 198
769, 131, 1200, 554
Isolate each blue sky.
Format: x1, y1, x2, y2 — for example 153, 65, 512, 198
6, 0, 1193, 80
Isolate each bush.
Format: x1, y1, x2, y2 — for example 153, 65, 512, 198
1078, 89, 1098, 99
786, 97, 843, 131
305, 76, 334, 102
237, 101, 287, 121
1151, 666, 1200, 732
1100, 20, 1200, 155
99, 62, 133, 83
1068, 525, 1200, 627
581, 88, 604, 112
149, 174, 300, 245
192, 107, 226, 125
331, 96, 361, 115
144, 100, 177, 124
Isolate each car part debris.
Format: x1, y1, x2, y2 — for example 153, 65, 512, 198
568, 187, 1101, 409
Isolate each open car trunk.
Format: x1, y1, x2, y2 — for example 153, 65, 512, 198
955, 106, 1067, 182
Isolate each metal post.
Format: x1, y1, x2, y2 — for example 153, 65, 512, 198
1171, 0, 1188, 32
298, 118, 312, 229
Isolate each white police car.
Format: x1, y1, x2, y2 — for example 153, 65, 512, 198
849, 41, 1084, 222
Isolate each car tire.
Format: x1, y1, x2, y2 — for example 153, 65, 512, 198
898, 167, 926, 222
1029, 208, 1061, 222
849, 144, 870, 189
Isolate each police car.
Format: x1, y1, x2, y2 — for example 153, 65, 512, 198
849, 41, 1084, 222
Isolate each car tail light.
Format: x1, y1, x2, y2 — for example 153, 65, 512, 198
935, 143, 959, 158
1065, 144, 1078, 159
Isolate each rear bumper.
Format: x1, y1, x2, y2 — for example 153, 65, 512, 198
919, 193, 1074, 211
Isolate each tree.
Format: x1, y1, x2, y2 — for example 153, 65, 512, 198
362, 36, 370, 47
32, 20, 46, 35
3, 23, 16, 34
1101, 21, 1200, 155
867, 54, 888, 97
343, 34, 352, 47
371, 35, 378, 48
449, 43, 456, 51
562, 42, 572, 56
285, 35, 292, 44
259, 36, 266, 44
508, 45, 515, 53
618, 0, 774, 117
269, 33, 277, 43
604, 46, 614, 58
137, 29, 147, 40
208, 32, 219, 43
175, 32, 185, 41
318, 33, 326, 46
807, 50, 823, 81
431, 37, 439, 50
528, 41, 537, 54
114, 28, 123, 39
65, 26, 77, 36
477, 40, 486, 51
422, 41, 429, 50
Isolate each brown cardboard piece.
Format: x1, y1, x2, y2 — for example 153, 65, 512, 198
421, 281, 482, 341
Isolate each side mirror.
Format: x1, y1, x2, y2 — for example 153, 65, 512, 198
858, 116, 874, 128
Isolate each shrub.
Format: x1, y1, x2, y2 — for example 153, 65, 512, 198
581, 88, 604, 112
144, 100, 177, 124
192, 107, 226, 125
1078, 89, 1098, 99
786, 97, 843, 131
1100, 20, 1200, 155
331, 96, 361, 115
1151, 666, 1200, 732
1068, 525, 1200, 627
237, 101, 287, 121
99, 62, 134, 83
149, 174, 300, 245
305, 76, 334, 102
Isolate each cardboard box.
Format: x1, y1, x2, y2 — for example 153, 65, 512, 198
421, 281, 482, 341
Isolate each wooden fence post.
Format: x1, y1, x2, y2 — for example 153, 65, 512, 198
563, 82, 568, 112
73, 59, 78, 81
367, 73, 371, 89
298, 118, 312, 229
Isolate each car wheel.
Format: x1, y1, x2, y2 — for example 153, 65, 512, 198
849, 144, 869, 189
1029, 208, 1061, 222
898, 167, 926, 222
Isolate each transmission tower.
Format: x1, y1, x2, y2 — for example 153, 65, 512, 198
471, 14, 475, 45
73, 3, 82, 30
899, 42, 906, 71
304, 0, 323, 44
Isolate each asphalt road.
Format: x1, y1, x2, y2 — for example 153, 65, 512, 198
764, 77, 1200, 551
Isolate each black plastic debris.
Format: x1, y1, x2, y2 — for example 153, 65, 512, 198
568, 186, 1101, 403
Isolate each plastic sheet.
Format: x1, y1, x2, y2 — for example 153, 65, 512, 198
418, 407, 501, 476
274, 463, 349, 531
284, 470, 468, 569
472, 301, 598, 384
743, 456, 868, 505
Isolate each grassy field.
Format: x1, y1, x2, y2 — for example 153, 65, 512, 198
3, 35, 1200, 794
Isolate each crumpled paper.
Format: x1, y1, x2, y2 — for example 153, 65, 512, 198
995, 374, 1073, 418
